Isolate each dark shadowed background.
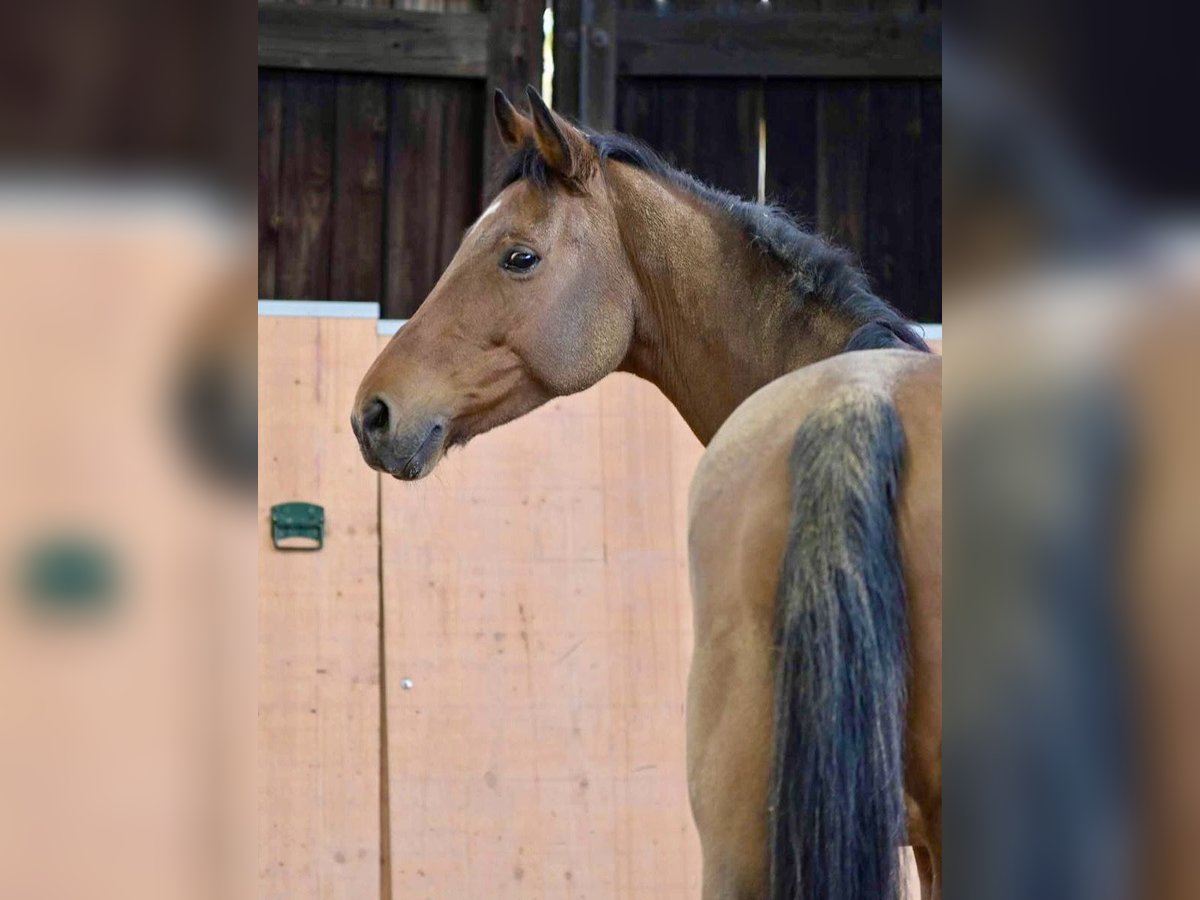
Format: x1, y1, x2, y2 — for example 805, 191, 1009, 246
257, 0, 942, 323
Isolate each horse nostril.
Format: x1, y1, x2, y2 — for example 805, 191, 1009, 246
361, 397, 390, 436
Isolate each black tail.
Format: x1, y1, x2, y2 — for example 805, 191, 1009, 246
769, 392, 910, 900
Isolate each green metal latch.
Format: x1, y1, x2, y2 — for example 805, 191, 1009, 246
22, 534, 119, 617
271, 502, 325, 550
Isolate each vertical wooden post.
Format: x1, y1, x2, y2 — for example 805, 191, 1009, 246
552, 0, 615, 130
484, 0, 545, 192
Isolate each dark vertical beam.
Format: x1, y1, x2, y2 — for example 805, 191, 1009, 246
381, 78, 484, 318
553, 0, 616, 130
384, 81, 446, 318
812, 0, 870, 261
330, 74, 388, 301
816, 80, 870, 260
864, 80, 920, 315
618, 78, 759, 200
916, 79, 941, 322
764, 80, 819, 222
258, 70, 285, 299
484, 0, 544, 186
615, 0, 760, 201
276, 71, 337, 299
435, 82, 486, 271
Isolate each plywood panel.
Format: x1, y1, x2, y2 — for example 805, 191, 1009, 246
0, 211, 256, 900
380, 367, 705, 899
258, 316, 382, 900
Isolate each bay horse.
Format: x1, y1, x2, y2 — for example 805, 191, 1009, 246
352, 87, 942, 900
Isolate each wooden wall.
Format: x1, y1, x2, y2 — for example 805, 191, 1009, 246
258, 0, 544, 319
380, 354, 706, 899
258, 69, 485, 319
612, 0, 942, 324
258, 315, 384, 900
258, 313, 706, 897
259, 1, 941, 324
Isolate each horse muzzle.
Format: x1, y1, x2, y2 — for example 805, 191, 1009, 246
351, 395, 448, 481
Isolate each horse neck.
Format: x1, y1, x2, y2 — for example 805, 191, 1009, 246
606, 163, 855, 444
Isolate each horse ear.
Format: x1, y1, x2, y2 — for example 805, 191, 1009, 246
525, 85, 594, 182
493, 89, 531, 151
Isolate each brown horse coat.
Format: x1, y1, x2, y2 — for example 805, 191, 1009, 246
353, 87, 942, 900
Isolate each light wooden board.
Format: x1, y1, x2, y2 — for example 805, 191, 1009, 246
380, 367, 705, 899
258, 316, 382, 900
0, 216, 254, 900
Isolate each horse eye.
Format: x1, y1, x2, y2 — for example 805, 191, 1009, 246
501, 247, 540, 273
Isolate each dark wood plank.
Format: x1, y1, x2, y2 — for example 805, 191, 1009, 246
434, 82, 485, 272
817, 80, 870, 259
258, 70, 285, 299
770, 0, 822, 11
617, 10, 941, 78
553, 0, 584, 119
617, 78, 760, 200
915, 79, 940, 323
484, 0, 544, 184
258, 6, 489, 77
384, 80, 446, 318
330, 74, 388, 302
552, 0, 617, 130
388, 0, 481, 11
669, 0, 762, 9
764, 80, 820, 226
382, 79, 484, 318
276, 71, 337, 299
864, 80, 920, 316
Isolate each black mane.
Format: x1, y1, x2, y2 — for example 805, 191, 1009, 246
498, 130, 930, 354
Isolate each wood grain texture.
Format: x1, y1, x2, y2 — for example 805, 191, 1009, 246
617, 77, 760, 201
330, 74, 388, 302
434, 83, 486, 274
764, 79, 820, 225
383, 79, 484, 318
864, 81, 922, 317
484, 0, 544, 183
259, 70, 285, 298
817, 80, 870, 261
258, 6, 490, 77
379, 369, 705, 898
916, 80, 942, 325
276, 72, 337, 299
552, 0, 617, 130
616, 10, 941, 78
256, 0, 940, 323
258, 316, 382, 900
